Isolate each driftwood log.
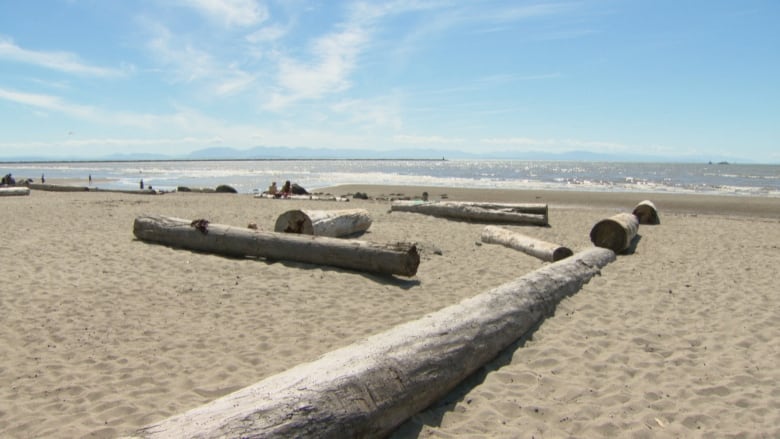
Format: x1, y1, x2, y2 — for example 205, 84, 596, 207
133, 215, 418, 277
391, 200, 548, 226
26, 183, 90, 192
590, 212, 639, 253
130, 248, 615, 439
0, 187, 30, 196
481, 225, 573, 262
632, 200, 660, 225
275, 209, 372, 237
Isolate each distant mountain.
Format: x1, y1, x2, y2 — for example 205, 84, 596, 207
0, 145, 753, 164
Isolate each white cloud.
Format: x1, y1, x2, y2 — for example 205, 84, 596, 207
179, 0, 269, 27
267, 26, 368, 109
0, 87, 97, 119
145, 24, 255, 95
246, 24, 289, 43
0, 37, 125, 77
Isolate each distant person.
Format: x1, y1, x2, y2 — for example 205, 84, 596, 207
140, 179, 144, 190
89, 174, 92, 185
41, 174, 45, 184
281, 180, 291, 198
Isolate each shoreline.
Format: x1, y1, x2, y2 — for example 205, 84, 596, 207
321, 184, 780, 219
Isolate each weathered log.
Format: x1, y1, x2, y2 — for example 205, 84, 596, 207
26, 183, 90, 192
391, 200, 548, 226
590, 212, 639, 253
632, 200, 660, 225
133, 215, 418, 277
0, 187, 30, 196
275, 209, 372, 237
481, 225, 573, 262
130, 248, 615, 439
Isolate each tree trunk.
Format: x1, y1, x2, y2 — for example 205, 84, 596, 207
133, 215, 419, 277
481, 225, 573, 262
0, 187, 30, 196
589, 212, 639, 253
632, 200, 660, 225
130, 248, 615, 439
391, 200, 548, 226
275, 209, 372, 237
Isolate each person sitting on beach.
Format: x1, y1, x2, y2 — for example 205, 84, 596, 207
267, 181, 279, 198
281, 180, 292, 198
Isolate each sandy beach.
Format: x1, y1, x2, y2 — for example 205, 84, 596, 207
1, 184, 778, 438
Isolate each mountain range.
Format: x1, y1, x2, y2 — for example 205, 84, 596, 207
1, 145, 748, 164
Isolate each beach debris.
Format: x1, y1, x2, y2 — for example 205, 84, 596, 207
291, 183, 309, 195
391, 200, 549, 226
481, 225, 573, 262
130, 248, 615, 439
274, 209, 372, 238
0, 186, 30, 196
190, 219, 209, 234
133, 215, 419, 277
632, 200, 660, 225
590, 212, 639, 253
352, 192, 369, 200
247, 223, 258, 230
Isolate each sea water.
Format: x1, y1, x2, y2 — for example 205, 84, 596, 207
2, 160, 779, 197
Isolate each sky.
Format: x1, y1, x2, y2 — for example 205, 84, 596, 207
0, 0, 778, 162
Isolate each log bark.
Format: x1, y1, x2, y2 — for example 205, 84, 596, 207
0, 187, 30, 196
391, 200, 548, 226
133, 215, 418, 277
274, 209, 372, 237
481, 225, 573, 262
589, 212, 639, 253
130, 248, 615, 439
632, 200, 660, 225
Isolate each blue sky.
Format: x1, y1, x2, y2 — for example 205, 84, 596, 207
0, 0, 778, 162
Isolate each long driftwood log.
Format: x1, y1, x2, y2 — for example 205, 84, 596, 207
481, 225, 573, 262
589, 212, 639, 253
274, 209, 372, 237
130, 248, 615, 439
632, 200, 660, 225
391, 200, 548, 226
133, 215, 418, 277
0, 187, 30, 196
26, 183, 90, 192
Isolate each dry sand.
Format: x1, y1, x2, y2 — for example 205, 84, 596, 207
0, 184, 778, 438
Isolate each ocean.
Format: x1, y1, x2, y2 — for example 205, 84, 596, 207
2, 159, 779, 197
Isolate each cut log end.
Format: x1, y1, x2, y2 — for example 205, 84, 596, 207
590, 220, 626, 252
589, 213, 639, 253
274, 210, 314, 234
632, 200, 660, 225
552, 247, 574, 261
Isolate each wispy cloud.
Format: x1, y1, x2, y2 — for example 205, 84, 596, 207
144, 24, 256, 95
264, 0, 451, 110
0, 87, 97, 119
178, 0, 269, 27
267, 26, 369, 109
0, 37, 126, 77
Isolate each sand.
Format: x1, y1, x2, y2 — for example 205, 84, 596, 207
0, 184, 778, 438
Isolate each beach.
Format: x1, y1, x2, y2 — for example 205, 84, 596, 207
1, 184, 778, 438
